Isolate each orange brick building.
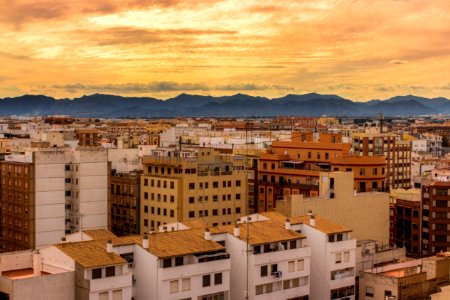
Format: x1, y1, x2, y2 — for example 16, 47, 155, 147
258, 132, 386, 212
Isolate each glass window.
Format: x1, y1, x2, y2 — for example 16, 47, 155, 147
202, 274, 211, 287
214, 273, 222, 285
170, 280, 178, 293
92, 268, 102, 279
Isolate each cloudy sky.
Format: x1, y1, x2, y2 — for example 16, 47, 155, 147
1, 0, 450, 100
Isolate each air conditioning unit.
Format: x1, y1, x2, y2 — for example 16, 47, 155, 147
272, 271, 283, 278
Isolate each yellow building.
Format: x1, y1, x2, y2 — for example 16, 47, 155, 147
140, 148, 247, 233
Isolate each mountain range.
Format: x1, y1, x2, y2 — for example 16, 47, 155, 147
0, 93, 449, 118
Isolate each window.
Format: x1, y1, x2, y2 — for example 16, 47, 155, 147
202, 274, 211, 287
256, 285, 264, 295
189, 183, 195, 189
336, 253, 342, 263
261, 265, 268, 277
236, 193, 241, 200
170, 280, 178, 293
297, 259, 304, 271
163, 258, 172, 268
366, 286, 374, 297
144, 205, 148, 213
175, 256, 184, 266
372, 168, 378, 175
236, 207, 241, 214
213, 209, 218, 216
189, 197, 195, 204
213, 181, 218, 188
288, 261, 295, 272
344, 251, 350, 262
236, 180, 241, 187
92, 268, 102, 279
144, 178, 148, 186
182, 278, 191, 291
270, 264, 278, 273
170, 181, 174, 189
329, 235, 335, 243
214, 273, 222, 285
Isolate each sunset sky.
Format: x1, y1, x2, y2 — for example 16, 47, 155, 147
1, 0, 450, 100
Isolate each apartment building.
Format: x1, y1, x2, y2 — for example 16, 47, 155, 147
276, 171, 390, 244
294, 213, 357, 300
359, 254, 450, 300
421, 180, 450, 257
0, 148, 108, 253
351, 132, 411, 190
109, 171, 141, 236
209, 217, 311, 300
75, 129, 102, 147
258, 132, 386, 212
389, 189, 422, 258
140, 148, 247, 232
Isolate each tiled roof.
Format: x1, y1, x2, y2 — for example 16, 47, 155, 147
210, 220, 305, 245
84, 229, 118, 241
113, 230, 225, 259
262, 211, 351, 235
55, 240, 126, 269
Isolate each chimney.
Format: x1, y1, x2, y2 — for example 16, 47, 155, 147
204, 228, 211, 240
310, 215, 316, 227
143, 234, 149, 249
60, 236, 67, 244
285, 218, 291, 230
33, 250, 42, 277
233, 224, 240, 237
106, 240, 113, 253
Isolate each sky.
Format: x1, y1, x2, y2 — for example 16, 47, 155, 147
1, 0, 450, 101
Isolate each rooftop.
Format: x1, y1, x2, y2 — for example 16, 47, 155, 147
210, 219, 305, 245
55, 240, 126, 268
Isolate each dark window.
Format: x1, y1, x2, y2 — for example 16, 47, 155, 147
92, 268, 102, 279
175, 256, 184, 266
189, 211, 195, 218
202, 274, 211, 287
189, 197, 195, 203
189, 183, 195, 189
236, 207, 241, 214
236, 180, 241, 187
214, 273, 222, 285
163, 258, 172, 268
271, 264, 278, 273
105, 266, 115, 277
261, 265, 268, 277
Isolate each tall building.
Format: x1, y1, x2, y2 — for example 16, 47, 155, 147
351, 132, 411, 190
389, 189, 422, 258
109, 170, 141, 236
0, 148, 108, 253
258, 132, 386, 212
140, 147, 247, 232
421, 180, 450, 257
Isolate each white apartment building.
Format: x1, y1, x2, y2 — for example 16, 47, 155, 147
209, 218, 311, 300
267, 212, 357, 300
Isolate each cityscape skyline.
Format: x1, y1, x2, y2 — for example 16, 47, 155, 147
1, 0, 450, 100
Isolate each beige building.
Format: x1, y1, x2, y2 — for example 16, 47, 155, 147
276, 171, 390, 243
359, 254, 450, 300
140, 148, 247, 232
351, 132, 411, 190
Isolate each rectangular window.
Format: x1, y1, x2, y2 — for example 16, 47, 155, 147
297, 259, 304, 271
261, 265, 268, 277
170, 280, 178, 293
256, 285, 263, 295
336, 253, 342, 263
163, 258, 172, 268
175, 256, 184, 266
214, 273, 222, 285
288, 261, 295, 272
92, 268, 102, 279
182, 278, 190, 291
344, 251, 350, 262
202, 274, 211, 287
189, 183, 195, 189
236, 180, 241, 187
